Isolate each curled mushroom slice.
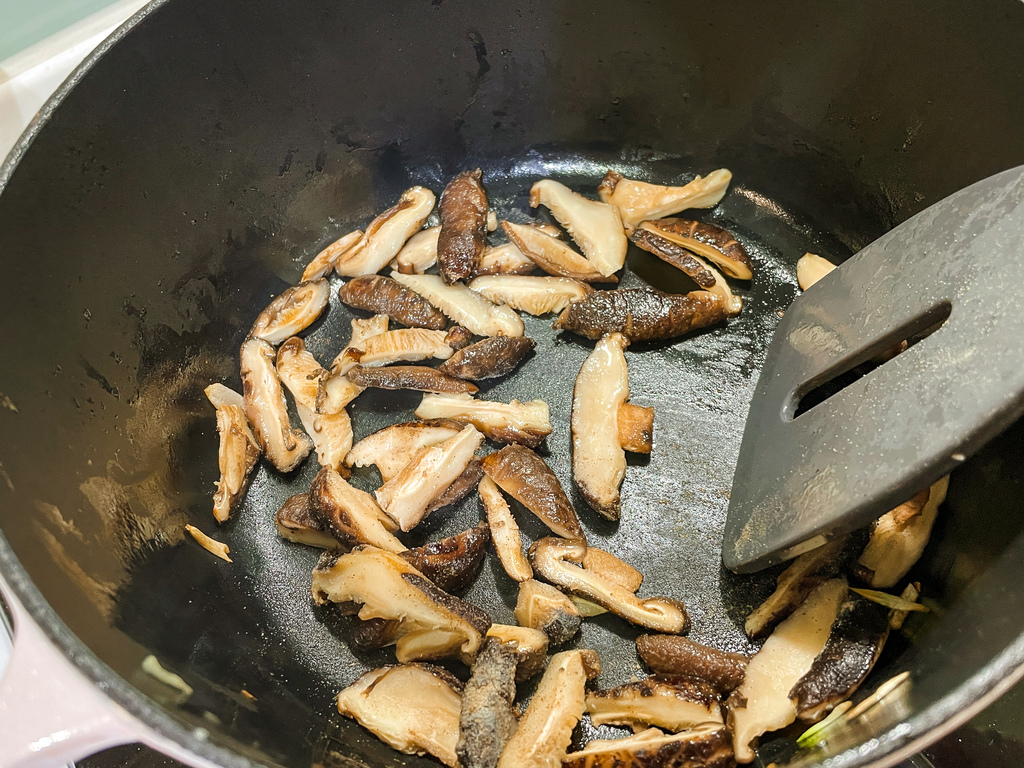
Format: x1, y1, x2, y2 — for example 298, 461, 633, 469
309, 467, 406, 553
683, 250, 743, 316
482, 445, 584, 542
249, 279, 331, 345
438, 336, 536, 381
728, 578, 848, 764
318, 314, 391, 414
530, 537, 689, 634
438, 169, 489, 284
586, 676, 723, 733
597, 169, 732, 230
401, 522, 490, 593
501, 221, 614, 283
337, 664, 463, 767
468, 275, 592, 316
204, 384, 260, 523
346, 364, 479, 394
240, 338, 314, 472
393, 225, 441, 274
275, 493, 339, 549
416, 392, 552, 447
336, 186, 436, 276
392, 271, 524, 337
583, 547, 643, 593
457, 637, 519, 768
376, 425, 485, 532
553, 286, 731, 342
486, 624, 549, 681
513, 579, 583, 646
529, 179, 628, 277
628, 228, 717, 288
312, 546, 491, 663
477, 243, 537, 276
639, 219, 754, 280
636, 636, 748, 696
302, 229, 363, 281
338, 275, 448, 329
352, 328, 458, 367
496, 650, 589, 768
345, 419, 464, 481
563, 726, 734, 768
480, 476, 532, 582
796, 252, 837, 290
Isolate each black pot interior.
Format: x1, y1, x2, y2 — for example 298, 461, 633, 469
3, 1, 1024, 766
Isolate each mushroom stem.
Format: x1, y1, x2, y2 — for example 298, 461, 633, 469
617, 402, 654, 454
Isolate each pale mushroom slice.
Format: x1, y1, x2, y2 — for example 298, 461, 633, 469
514, 579, 583, 646
337, 664, 463, 767
586, 676, 724, 733
728, 578, 848, 764
276, 337, 352, 470
480, 476, 532, 582
501, 221, 614, 283
486, 624, 549, 681
457, 637, 519, 768
275, 493, 339, 549
350, 328, 459, 367
582, 547, 644, 593
401, 521, 490, 593
312, 546, 491, 663
204, 384, 260, 523
391, 271, 525, 337
308, 467, 406, 553
415, 392, 553, 448
563, 726, 734, 768
496, 650, 591, 768
684, 249, 743, 316
796, 252, 837, 290
375, 424, 485, 532
468, 275, 592, 316
393, 225, 441, 274
302, 229, 364, 281
318, 314, 391, 414
572, 332, 654, 520
476, 243, 537, 276
240, 338, 314, 472
249, 279, 331, 345
345, 419, 464, 482
529, 179, 628, 277
597, 168, 732, 230
335, 186, 436, 276
530, 537, 689, 634
186, 524, 232, 562
636, 635, 748, 695
854, 477, 948, 589
638, 219, 755, 280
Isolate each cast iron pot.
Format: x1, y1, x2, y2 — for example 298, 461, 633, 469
3, 0, 1024, 766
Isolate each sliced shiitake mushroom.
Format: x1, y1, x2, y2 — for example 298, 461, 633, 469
415, 393, 553, 447
457, 637, 519, 768
638, 219, 754, 280
597, 169, 732, 230
337, 275, 448, 329
438, 169, 489, 284
476, 243, 537, 276
529, 179, 627, 277
318, 314, 391, 414
582, 547, 644, 593
796, 252, 837, 290
345, 419, 464, 482
336, 664, 463, 767
486, 623, 549, 681
628, 228, 717, 288
514, 579, 583, 646
636, 635, 748, 696
501, 221, 614, 283
392, 271, 524, 337
204, 384, 260, 523
563, 726, 734, 768
274, 493, 339, 549
346, 364, 479, 394
394, 225, 441, 274
249, 279, 331, 345
586, 675, 724, 733
479, 476, 532, 582
240, 338, 314, 472
401, 522, 490, 593
348, 328, 459, 367
425, 459, 485, 515
336, 186, 436, 276
309, 466, 406, 553
302, 229, 364, 281
438, 336, 537, 381
468, 275, 592, 316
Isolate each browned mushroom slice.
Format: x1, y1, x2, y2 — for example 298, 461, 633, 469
617, 403, 654, 454
393, 225, 441, 274
336, 186, 436, 276
312, 546, 491, 663
553, 286, 731, 342
480, 476, 532, 582
586, 676, 723, 732
457, 637, 519, 768
302, 229, 364, 281
790, 594, 889, 723
501, 221, 615, 283
486, 624, 549, 681
240, 338, 313, 472
445, 325, 474, 350
318, 314, 391, 414
729, 578, 848, 764
415, 393, 552, 447
514, 579, 583, 646
597, 169, 732, 230
636, 636, 748, 695
275, 493, 339, 548
468, 275, 592, 316
796, 252, 837, 290
438, 169, 489, 284
401, 522, 490, 593
476, 243, 537, 276
346, 364, 479, 394
376, 425, 485, 531
438, 336, 537, 381
345, 419, 464, 482
337, 664, 463, 767
854, 477, 948, 589
352, 328, 459, 367
204, 384, 260, 523
425, 460, 485, 515
392, 271, 525, 337
338, 275, 448, 329
309, 466, 406, 553
563, 726, 734, 768
680, 249, 744, 316
530, 538, 689, 634
529, 179, 627, 277
249, 279, 331, 345
350, 617, 402, 650
628, 227, 717, 288
276, 337, 352, 470
482, 445, 584, 542
638, 219, 754, 280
